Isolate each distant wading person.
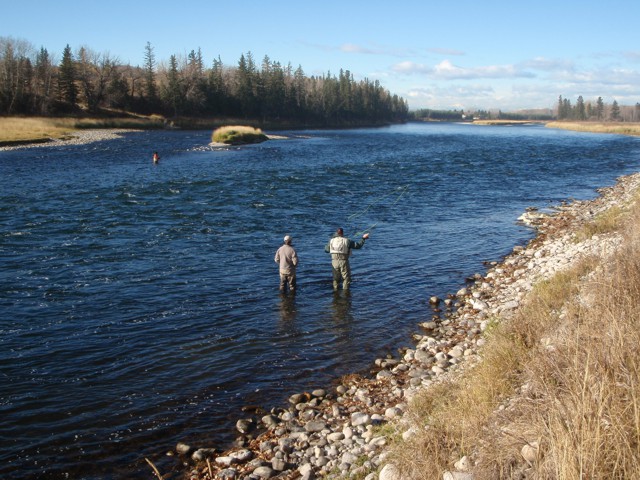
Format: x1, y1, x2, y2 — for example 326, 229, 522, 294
325, 228, 369, 291
152, 152, 160, 163
275, 235, 298, 293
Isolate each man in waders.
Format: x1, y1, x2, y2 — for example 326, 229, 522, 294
325, 228, 369, 291
275, 235, 298, 293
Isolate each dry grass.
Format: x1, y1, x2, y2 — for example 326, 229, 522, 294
575, 204, 626, 242
0, 115, 166, 146
546, 121, 640, 137
473, 120, 545, 126
0, 117, 76, 144
388, 190, 640, 479
211, 125, 268, 145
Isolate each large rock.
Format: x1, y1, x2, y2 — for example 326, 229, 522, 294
379, 463, 402, 480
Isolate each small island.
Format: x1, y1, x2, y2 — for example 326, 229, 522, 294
211, 125, 269, 145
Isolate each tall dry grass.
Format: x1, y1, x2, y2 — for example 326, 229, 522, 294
388, 190, 640, 479
0, 115, 166, 145
546, 121, 640, 137
0, 117, 76, 143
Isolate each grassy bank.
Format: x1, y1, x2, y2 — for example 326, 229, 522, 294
546, 121, 640, 136
387, 184, 640, 478
0, 115, 166, 146
472, 119, 546, 126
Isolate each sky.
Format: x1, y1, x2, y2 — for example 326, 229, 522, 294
2, 0, 640, 112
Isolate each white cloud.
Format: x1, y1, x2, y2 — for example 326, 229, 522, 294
521, 57, 575, 72
340, 43, 379, 54
434, 60, 536, 80
392, 61, 433, 74
391, 59, 535, 80
623, 51, 640, 62
427, 47, 465, 56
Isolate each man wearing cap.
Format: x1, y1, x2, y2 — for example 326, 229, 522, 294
324, 228, 370, 291
275, 235, 298, 293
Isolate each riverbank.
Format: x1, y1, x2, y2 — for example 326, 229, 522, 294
0, 128, 140, 151
545, 121, 640, 136
159, 175, 640, 478
3, 119, 640, 153
0, 115, 397, 149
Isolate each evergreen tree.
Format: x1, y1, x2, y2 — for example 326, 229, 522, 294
610, 99, 621, 121
206, 56, 227, 114
575, 95, 586, 120
236, 52, 257, 117
143, 41, 158, 105
162, 54, 183, 117
596, 96, 604, 120
58, 44, 77, 106
185, 48, 206, 112
563, 98, 572, 119
557, 95, 563, 119
34, 47, 54, 114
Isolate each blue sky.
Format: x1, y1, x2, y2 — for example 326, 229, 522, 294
2, 0, 639, 111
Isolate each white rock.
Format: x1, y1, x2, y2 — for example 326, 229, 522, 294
454, 455, 471, 471
379, 463, 402, 480
471, 299, 488, 311
229, 449, 253, 462
385, 406, 403, 419
253, 465, 274, 478
215, 455, 235, 467
327, 432, 345, 442
351, 412, 371, 427
521, 442, 539, 465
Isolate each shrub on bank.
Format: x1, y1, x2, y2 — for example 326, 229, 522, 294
211, 125, 268, 145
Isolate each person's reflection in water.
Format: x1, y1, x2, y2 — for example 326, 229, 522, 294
331, 290, 353, 325
279, 293, 298, 324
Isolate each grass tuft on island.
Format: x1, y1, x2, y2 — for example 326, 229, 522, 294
211, 125, 269, 145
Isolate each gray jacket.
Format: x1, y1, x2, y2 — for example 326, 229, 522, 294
275, 244, 298, 274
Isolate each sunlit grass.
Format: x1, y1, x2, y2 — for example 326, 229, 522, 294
0, 115, 166, 146
546, 121, 640, 136
211, 125, 268, 145
0, 117, 76, 144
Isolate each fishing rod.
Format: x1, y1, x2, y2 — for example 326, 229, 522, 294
347, 185, 409, 221
340, 185, 408, 237
351, 222, 378, 238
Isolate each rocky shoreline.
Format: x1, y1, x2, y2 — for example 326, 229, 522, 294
170, 171, 640, 480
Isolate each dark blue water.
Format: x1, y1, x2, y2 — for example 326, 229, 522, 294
1, 123, 639, 479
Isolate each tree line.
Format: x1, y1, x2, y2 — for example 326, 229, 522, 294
0, 37, 409, 126
557, 95, 640, 122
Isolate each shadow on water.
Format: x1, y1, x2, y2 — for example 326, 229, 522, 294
330, 290, 353, 326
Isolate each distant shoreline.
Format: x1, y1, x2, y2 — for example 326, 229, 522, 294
472, 119, 640, 136
2, 120, 640, 153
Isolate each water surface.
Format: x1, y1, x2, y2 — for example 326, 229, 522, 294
1, 123, 639, 478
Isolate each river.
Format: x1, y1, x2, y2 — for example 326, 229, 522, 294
1, 123, 639, 479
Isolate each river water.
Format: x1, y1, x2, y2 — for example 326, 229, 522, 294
1, 123, 639, 479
